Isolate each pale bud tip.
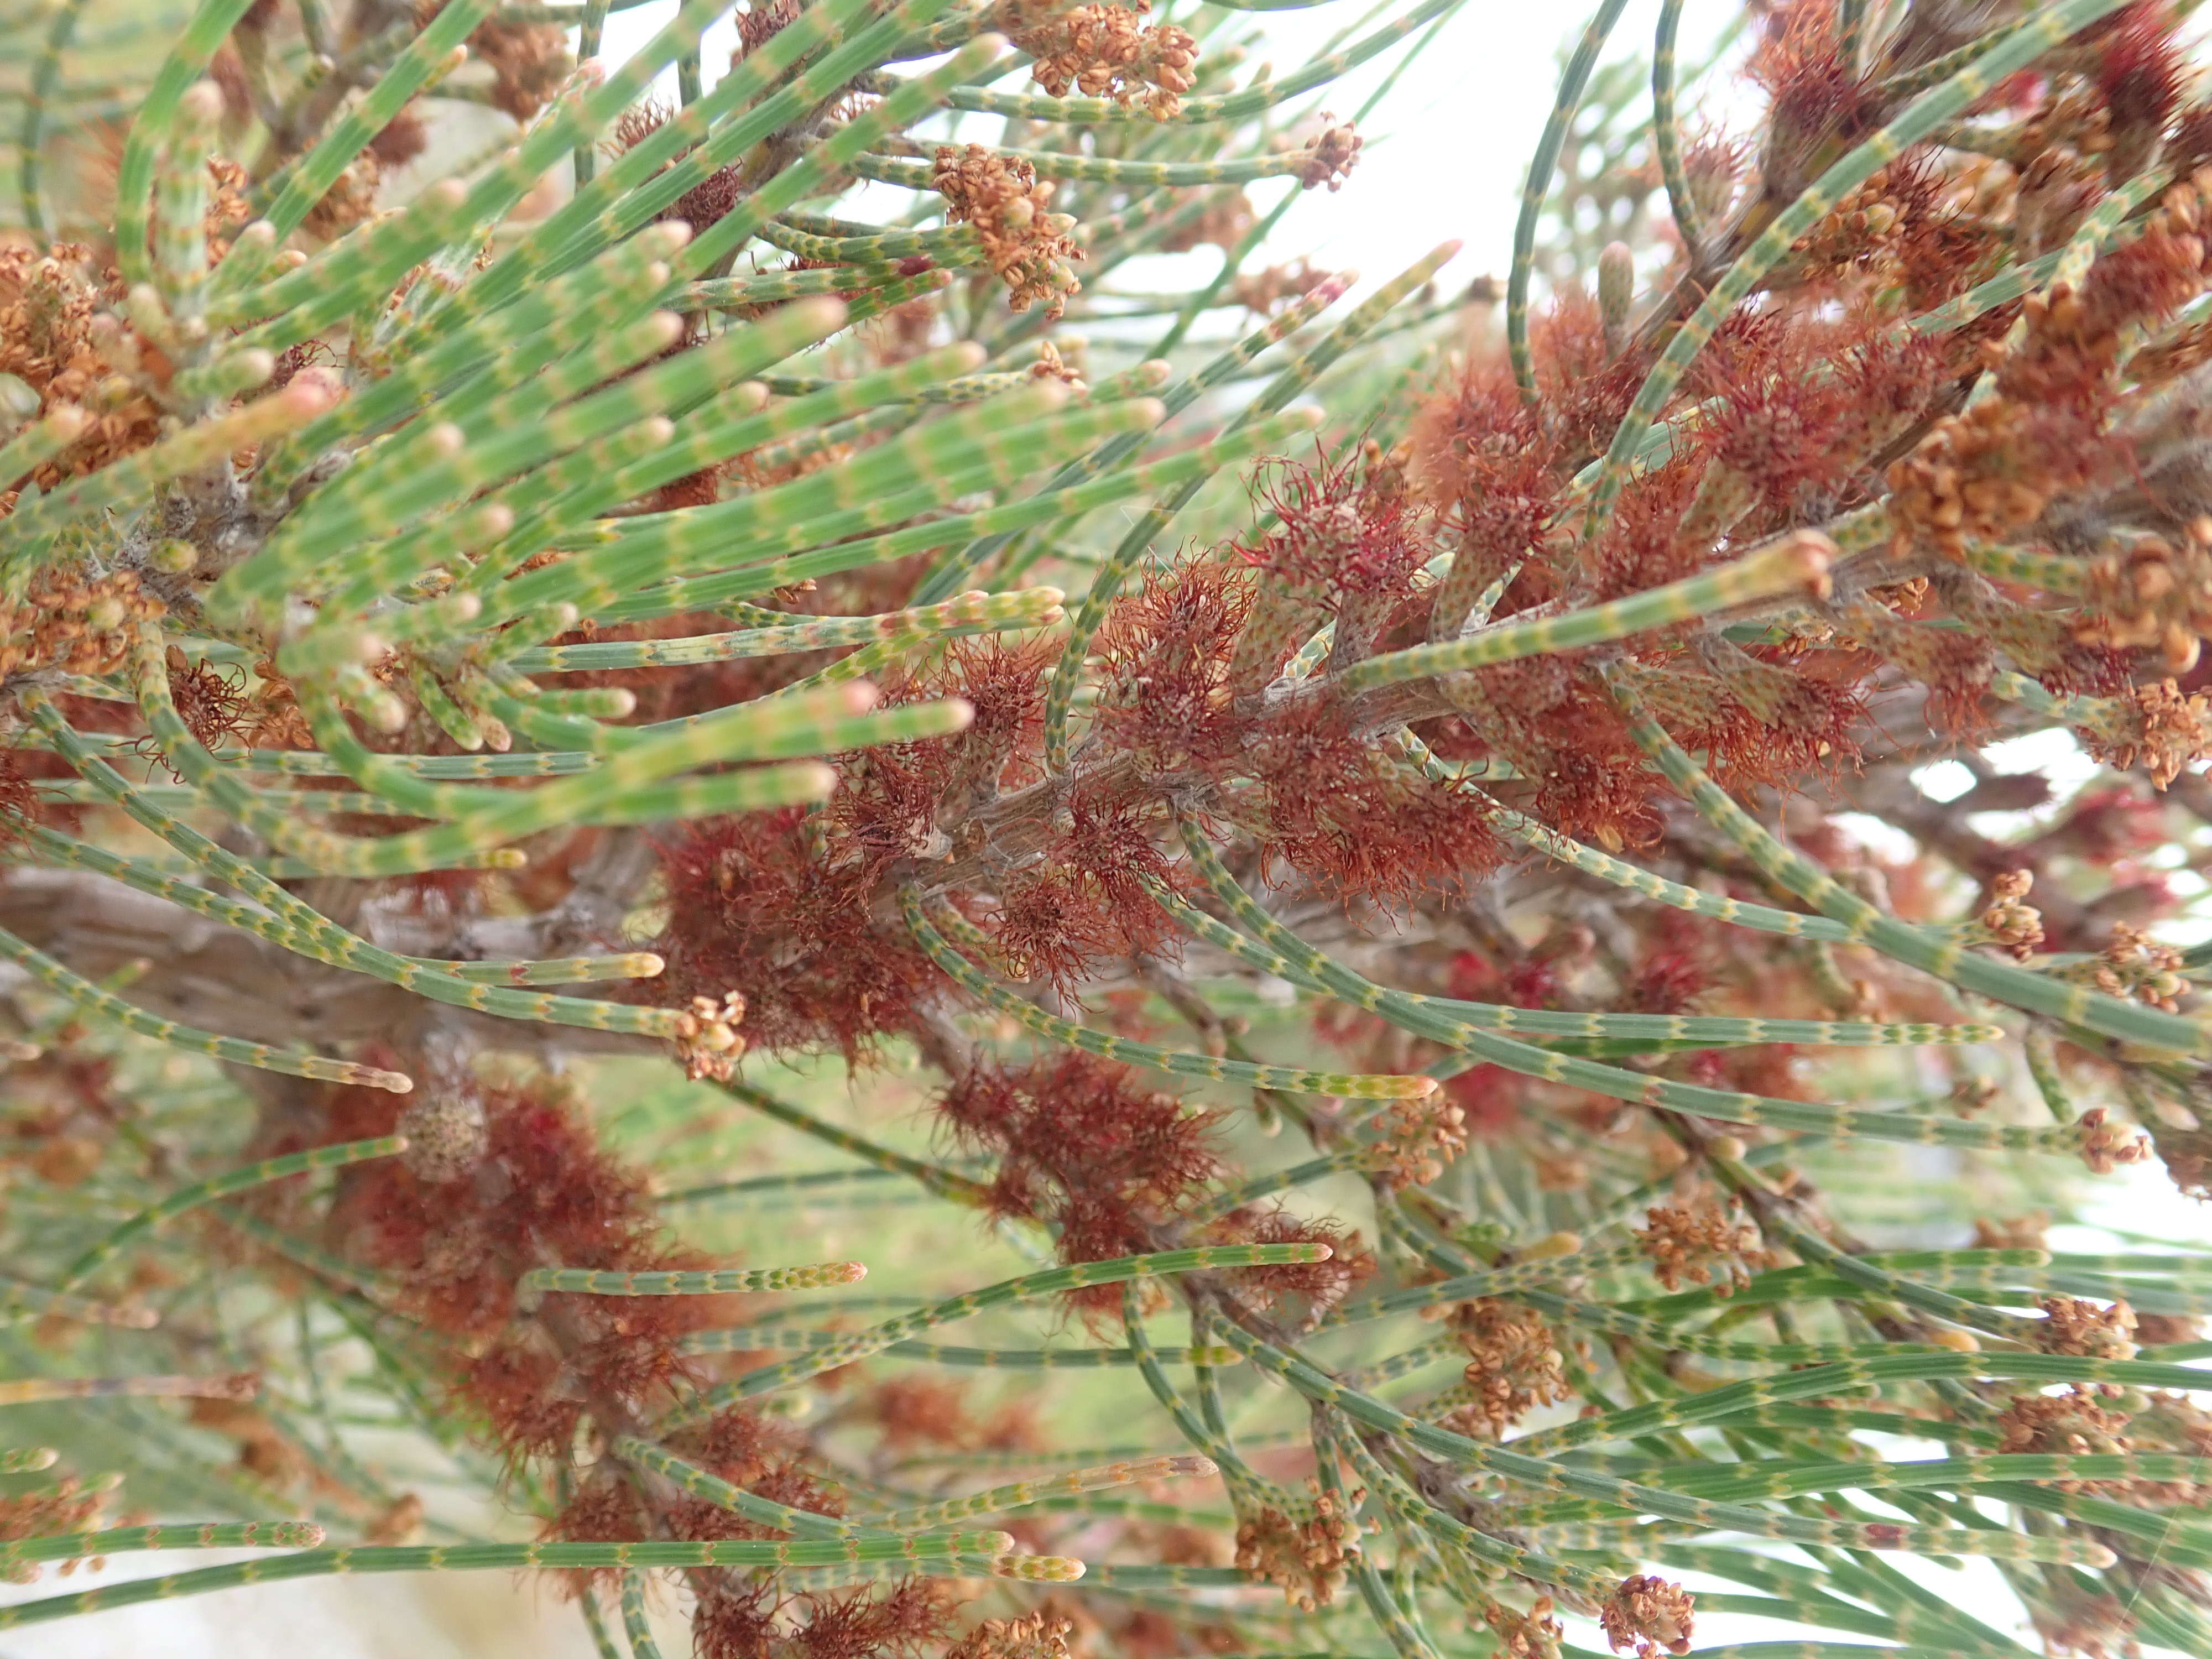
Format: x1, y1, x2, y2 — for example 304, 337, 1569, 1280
843, 680, 881, 713
941, 696, 977, 731
281, 367, 342, 413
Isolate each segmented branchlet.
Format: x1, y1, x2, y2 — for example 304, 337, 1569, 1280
901, 886, 1438, 1098
0, 1534, 1039, 1632
660, 1243, 1333, 1424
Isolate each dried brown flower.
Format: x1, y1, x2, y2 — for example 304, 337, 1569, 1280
671, 992, 748, 1081
2077, 679, 2212, 789
0, 242, 161, 486
2080, 520, 2212, 674
932, 145, 1084, 319
1233, 1486, 1353, 1611
1484, 1597, 1564, 1659
1030, 338, 1087, 391
1296, 120, 1362, 191
945, 1612, 1074, 1659
1370, 1095, 1468, 1191
1978, 868, 2045, 959
462, 13, 573, 123
303, 152, 380, 238
2087, 921, 2187, 1011
2074, 1105, 2152, 1176
1599, 1575, 1695, 1659
1634, 1200, 1770, 1294
1445, 1297, 1570, 1438
0, 564, 163, 679
1005, 0, 1198, 119
2033, 1293, 2138, 1360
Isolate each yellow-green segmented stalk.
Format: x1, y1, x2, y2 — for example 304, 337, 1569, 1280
0, 925, 414, 1092
1579, 0, 2142, 546
0, 1373, 258, 1407
51, 1136, 406, 1295
1209, 1321, 2119, 1565
900, 886, 1437, 1099
1336, 533, 1828, 691
505, 588, 1065, 673
613, 1437, 867, 1539
0, 1535, 1034, 1632
862, 1457, 1217, 1532
1506, 0, 1636, 399
676, 1329, 1242, 1368
1603, 666, 2211, 1055
1157, 832, 2072, 1156
1, 1521, 325, 1568
518, 1263, 867, 1298
22, 691, 712, 1037
660, 1243, 1334, 1421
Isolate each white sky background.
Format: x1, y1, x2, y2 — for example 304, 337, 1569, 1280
7, 4, 2212, 1655
598, 0, 1757, 297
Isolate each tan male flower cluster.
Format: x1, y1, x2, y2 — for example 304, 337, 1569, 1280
2075, 678, 2212, 789
1484, 1597, 1564, 1659
2033, 1293, 2138, 1360
2073, 1106, 2152, 1176
932, 146, 1085, 319
1444, 1296, 1570, 1438
0, 243, 162, 489
1005, 0, 1198, 119
1370, 1094, 1468, 1191
1978, 868, 2046, 960
1296, 120, 1363, 191
0, 565, 163, 680
944, 1611, 1074, 1659
2088, 921, 2187, 1011
1634, 1200, 1771, 1294
1995, 1384, 2138, 1495
1029, 338, 1088, 392
671, 991, 747, 1081
1233, 1485, 1354, 1611
1884, 399, 2049, 561
2079, 521, 2212, 674
1599, 1575, 1695, 1659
